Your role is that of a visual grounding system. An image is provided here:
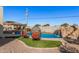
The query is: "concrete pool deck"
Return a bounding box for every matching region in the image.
[41,38,63,41]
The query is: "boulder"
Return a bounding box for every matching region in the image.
[31,26,41,40]
[59,25,79,53]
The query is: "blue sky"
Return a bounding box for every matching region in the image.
[4,6,79,26]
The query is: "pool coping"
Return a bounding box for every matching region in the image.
[41,38,63,41]
[29,36,62,41]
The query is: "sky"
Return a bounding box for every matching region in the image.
[4,6,79,26]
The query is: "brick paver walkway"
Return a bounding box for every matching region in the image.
[0,38,60,53]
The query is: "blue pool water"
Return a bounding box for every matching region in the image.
[28,32,61,38]
[15,32,61,38]
[41,33,61,38]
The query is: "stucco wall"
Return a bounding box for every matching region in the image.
[0,7,3,25]
[0,7,3,35]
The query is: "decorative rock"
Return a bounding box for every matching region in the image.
[59,24,79,53]
[31,26,41,40]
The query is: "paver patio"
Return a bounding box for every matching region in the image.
[0,38,60,53]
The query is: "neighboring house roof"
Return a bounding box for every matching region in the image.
[3,21,27,26]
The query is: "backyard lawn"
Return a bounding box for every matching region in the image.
[18,37,62,48]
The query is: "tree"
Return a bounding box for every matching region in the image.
[61,23,69,27]
[72,24,78,27]
[71,24,78,31]
[43,24,50,26]
[34,24,41,27]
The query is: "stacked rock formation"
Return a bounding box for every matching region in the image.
[60,26,74,38]
[59,25,79,53]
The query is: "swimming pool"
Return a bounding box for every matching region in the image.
[15,32,61,38]
[28,32,61,38]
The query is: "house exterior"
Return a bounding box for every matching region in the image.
[3,21,27,31]
[0,7,3,36]
[0,7,3,25]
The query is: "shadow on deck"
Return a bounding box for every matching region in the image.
[0,38,16,47]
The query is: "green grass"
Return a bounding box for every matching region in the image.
[18,37,62,48]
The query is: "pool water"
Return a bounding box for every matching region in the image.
[41,33,61,38]
[28,32,61,38]
[15,32,61,38]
